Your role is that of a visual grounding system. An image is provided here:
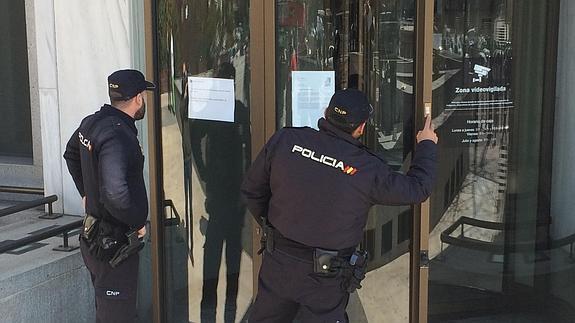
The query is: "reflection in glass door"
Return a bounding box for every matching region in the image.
[428,0,575,322]
[156,1,253,322]
[276,1,416,321]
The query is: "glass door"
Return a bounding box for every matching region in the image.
[155,1,253,322]
[427,0,575,322]
[275,1,418,321]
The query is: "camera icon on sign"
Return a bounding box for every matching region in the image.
[473,64,491,83]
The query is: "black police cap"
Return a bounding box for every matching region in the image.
[325,89,373,132]
[108,69,155,101]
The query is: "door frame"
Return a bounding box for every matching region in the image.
[144,0,435,322]
[411,1,435,322]
[412,1,563,321]
[144,1,274,321]
[249,0,277,295]
[144,1,165,322]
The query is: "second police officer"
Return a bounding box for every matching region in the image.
[242,89,438,322]
[63,69,154,322]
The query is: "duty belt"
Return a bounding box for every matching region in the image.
[81,213,144,267]
[259,218,369,292]
[271,228,355,263]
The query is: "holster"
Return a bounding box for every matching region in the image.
[341,250,369,293]
[81,214,99,242]
[109,230,145,268]
[311,248,369,293]
[257,217,275,255]
[82,215,127,262]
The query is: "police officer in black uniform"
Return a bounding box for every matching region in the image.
[63,69,154,323]
[241,89,438,322]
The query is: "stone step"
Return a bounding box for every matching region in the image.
[0,214,83,275]
[0,200,93,322]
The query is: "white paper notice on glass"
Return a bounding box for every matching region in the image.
[188,76,235,122]
[291,71,335,129]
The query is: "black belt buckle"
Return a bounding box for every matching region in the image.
[313,248,339,275]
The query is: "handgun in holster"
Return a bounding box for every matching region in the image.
[108,230,144,268]
[343,249,368,293]
[257,217,275,255]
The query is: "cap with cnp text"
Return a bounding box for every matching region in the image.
[108,69,155,101]
[325,88,373,132]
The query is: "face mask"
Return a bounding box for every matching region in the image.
[134,100,146,120]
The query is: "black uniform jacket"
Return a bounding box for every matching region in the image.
[241,118,437,250]
[63,105,148,231]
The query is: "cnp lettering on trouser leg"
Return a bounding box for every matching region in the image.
[81,239,139,323]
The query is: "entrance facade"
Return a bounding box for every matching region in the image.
[144,0,575,322]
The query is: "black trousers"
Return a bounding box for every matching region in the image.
[80,239,139,323]
[250,249,350,323]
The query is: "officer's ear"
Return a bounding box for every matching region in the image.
[133,92,146,108]
[358,122,366,136]
[352,122,366,139]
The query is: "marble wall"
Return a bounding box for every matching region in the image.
[33,0,139,215]
[33,0,62,210]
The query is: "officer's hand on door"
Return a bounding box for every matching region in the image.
[137,225,147,238]
[417,115,438,144]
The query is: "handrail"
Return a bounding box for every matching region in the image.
[0,195,59,219]
[0,186,44,195]
[163,199,194,265]
[440,216,575,255]
[0,219,83,254]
